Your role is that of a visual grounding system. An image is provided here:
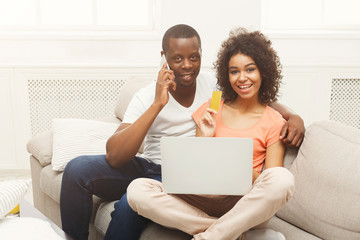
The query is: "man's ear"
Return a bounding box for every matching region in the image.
[161,51,164,57]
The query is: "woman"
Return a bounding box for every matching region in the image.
[127,28,295,240]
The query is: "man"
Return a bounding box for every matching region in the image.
[60,24,304,240]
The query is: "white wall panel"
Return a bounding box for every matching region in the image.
[270,36,360,67]
[278,68,332,127]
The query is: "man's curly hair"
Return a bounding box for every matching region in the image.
[214,27,282,105]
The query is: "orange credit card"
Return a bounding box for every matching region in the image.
[209,91,222,112]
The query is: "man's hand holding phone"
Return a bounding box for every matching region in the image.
[154,55,176,108]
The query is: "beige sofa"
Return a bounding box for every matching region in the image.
[27,78,360,240]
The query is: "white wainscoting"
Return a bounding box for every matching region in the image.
[279,67,360,128]
[1,66,159,169]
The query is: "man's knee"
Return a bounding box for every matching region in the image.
[64,155,88,175]
[63,155,105,181]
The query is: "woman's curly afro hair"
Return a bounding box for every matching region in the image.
[214,27,282,105]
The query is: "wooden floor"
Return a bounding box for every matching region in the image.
[0,169,33,205]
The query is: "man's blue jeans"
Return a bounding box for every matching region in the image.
[60,154,161,240]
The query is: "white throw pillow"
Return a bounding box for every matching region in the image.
[0,217,64,240]
[0,179,31,218]
[52,118,119,171]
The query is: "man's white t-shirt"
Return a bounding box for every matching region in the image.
[122,72,217,164]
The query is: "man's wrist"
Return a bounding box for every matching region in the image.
[150,102,164,113]
[289,114,302,121]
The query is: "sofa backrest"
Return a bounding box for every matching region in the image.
[114,76,154,121]
[283,147,298,170]
[276,120,360,240]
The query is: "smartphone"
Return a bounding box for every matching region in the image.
[160,55,170,70]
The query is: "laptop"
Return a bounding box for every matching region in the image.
[160,137,253,195]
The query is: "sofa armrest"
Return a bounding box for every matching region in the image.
[27,130,53,167]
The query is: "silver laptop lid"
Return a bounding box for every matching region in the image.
[161,137,253,195]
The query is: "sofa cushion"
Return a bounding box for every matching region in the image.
[40,165,63,203]
[27,130,53,166]
[114,76,153,121]
[283,147,298,170]
[95,201,191,240]
[94,201,114,235]
[26,118,120,168]
[52,118,119,171]
[139,223,191,240]
[39,165,105,211]
[276,120,360,240]
[266,216,322,240]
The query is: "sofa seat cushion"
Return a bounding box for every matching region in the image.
[267,216,321,240]
[94,201,114,235]
[94,201,190,239]
[40,165,63,203]
[140,223,191,240]
[276,120,360,240]
[39,166,105,210]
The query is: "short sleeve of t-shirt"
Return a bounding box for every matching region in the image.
[264,108,286,148]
